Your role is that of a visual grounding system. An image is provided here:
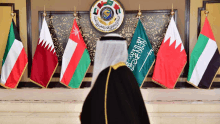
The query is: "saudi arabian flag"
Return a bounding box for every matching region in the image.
[187,17,220,89]
[126,19,155,87]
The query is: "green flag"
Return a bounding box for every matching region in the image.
[126,19,155,87]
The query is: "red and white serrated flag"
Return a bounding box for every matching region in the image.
[30,17,58,88]
[152,17,187,89]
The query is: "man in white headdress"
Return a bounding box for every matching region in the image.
[91,33,128,86]
[80,33,150,124]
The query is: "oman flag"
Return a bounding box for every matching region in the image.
[1,19,28,88]
[30,17,58,88]
[60,19,90,88]
[152,17,187,89]
[187,17,220,89]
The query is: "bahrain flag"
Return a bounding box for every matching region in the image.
[152,17,187,89]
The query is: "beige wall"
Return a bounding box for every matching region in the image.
[0,6,12,72]
[0,0,28,81]
[189,0,203,55]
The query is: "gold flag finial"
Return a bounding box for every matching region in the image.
[204,10,209,17]
[73,6,78,19]
[137,4,142,19]
[11,5,15,18]
[171,3,175,16]
[43,5,47,17]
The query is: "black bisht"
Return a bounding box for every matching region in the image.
[81,64,150,124]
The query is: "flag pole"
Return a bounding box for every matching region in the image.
[43,5,47,17]
[137,4,142,19]
[204,10,209,17]
[74,6,79,19]
[11,5,15,18]
[171,3,175,16]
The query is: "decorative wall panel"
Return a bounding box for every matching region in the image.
[39,10,177,63]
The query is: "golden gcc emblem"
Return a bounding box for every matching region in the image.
[90,0,124,33]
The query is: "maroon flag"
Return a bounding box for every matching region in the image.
[30,17,58,88]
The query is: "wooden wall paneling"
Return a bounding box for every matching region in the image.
[26,0,32,77]
[183,0,190,77]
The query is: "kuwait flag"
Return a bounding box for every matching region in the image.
[126,19,155,87]
[30,17,58,88]
[0,19,28,89]
[187,17,220,89]
[152,17,187,89]
[60,19,90,88]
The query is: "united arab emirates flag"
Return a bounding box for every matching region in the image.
[152,17,187,89]
[60,19,90,88]
[30,17,58,88]
[187,17,220,89]
[126,19,155,87]
[1,19,28,88]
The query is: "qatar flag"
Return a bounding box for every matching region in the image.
[30,17,58,88]
[152,17,187,89]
